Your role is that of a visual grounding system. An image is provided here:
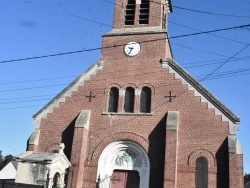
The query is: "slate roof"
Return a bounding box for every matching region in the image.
[11,161,18,170]
[15,152,60,163]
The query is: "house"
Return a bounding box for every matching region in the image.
[0,161,17,180]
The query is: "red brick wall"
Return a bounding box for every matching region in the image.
[164,130,177,188]
[28,0,244,187]
[229,154,244,188]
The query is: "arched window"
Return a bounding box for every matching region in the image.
[52,172,60,188]
[196,157,208,188]
[124,87,135,113]
[125,0,136,25]
[140,87,151,113]
[108,87,119,113]
[139,0,150,24]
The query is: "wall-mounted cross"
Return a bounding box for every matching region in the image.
[85,92,96,102]
[165,91,176,102]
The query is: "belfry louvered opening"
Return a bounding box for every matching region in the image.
[125,0,136,25]
[139,0,150,24]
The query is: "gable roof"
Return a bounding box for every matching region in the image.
[32,61,103,128]
[162,58,240,123]
[33,58,239,129]
[0,161,17,180]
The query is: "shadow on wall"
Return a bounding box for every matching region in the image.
[216,137,229,188]
[148,114,167,188]
[61,116,77,161]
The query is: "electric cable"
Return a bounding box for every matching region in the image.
[20,0,112,27]
[0,24,249,64]
[173,5,250,19]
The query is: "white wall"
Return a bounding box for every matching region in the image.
[0,162,16,179]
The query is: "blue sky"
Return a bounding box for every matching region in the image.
[0,0,249,173]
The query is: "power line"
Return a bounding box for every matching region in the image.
[0,98,51,105]
[0,104,43,111]
[0,83,69,93]
[169,21,247,45]
[1,53,250,89]
[0,47,101,64]
[173,5,250,19]
[1,62,250,105]
[1,24,249,64]
[171,42,229,58]
[200,44,250,82]
[0,76,77,85]
[175,43,250,99]
[0,94,57,101]
[181,55,250,66]
[20,0,112,27]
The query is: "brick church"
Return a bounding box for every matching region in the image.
[20,0,244,187]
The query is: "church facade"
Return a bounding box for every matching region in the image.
[26,0,244,187]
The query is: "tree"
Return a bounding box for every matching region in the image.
[0,150,3,170]
[245,173,250,185]
[0,151,13,171]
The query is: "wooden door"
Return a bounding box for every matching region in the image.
[110,170,140,188]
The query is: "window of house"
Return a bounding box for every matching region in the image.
[140,87,151,113]
[124,87,135,113]
[196,157,208,188]
[139,0,150,24]
[125,0,136,25]
[108,87,119,113]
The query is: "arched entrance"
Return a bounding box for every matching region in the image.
[97,141,150,188]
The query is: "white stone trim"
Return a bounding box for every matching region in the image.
[28,130,40,145]
[162,62,238,132]
[75,110,91,129]
[33,62,103,129]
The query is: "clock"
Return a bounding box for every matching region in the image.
[124,42,141,57]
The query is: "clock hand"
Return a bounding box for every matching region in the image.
[128,46,134,54]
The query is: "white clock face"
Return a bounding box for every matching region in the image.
[124,42,141,57]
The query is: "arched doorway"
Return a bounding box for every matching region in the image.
[97,141,150,188]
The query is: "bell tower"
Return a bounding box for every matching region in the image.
[112,0,173,30]
[101,0,173,61]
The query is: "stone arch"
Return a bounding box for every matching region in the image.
[188,149,216,167]
[96,141,150,188]
[104,83,122,95]
[52,172,61,188]
[138,83,155,95]
[121,83,138,90]
[90,132,150,163]
[50,168,65,188]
